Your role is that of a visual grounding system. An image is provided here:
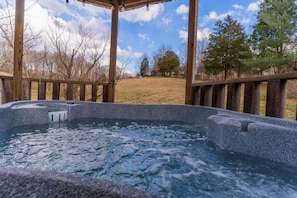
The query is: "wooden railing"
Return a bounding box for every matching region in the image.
[0,76,108,104]
[192,73,297,119]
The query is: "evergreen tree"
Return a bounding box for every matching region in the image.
[203,15,249,79]
[248,0,297,74]
[140,55,150,77]
[157,50,180,77]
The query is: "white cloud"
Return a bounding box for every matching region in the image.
[198,28,211,41]
[179,28,210,43]
[179,30,188,43]
[133,52,143,58]
[182,15,188,21]
[205,11,234,21]
[138,33,149,41]
[119,4,164,22]
[162,17,171,25]
[232,4,244,10]
[241,17,251,24]
[247,1,262,12]
[176,4,188,15]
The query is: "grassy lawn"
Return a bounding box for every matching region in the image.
[116,77,186,104]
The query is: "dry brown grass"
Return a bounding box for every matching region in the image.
[115,77,297,120]
[115,77,186,104]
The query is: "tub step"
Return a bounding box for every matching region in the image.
[48,111,68,122]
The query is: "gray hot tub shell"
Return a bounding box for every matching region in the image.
[0,100,297,197]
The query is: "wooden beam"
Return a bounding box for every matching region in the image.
[107,2,119,103]
[185,0,198,104]
[13,0,25,101]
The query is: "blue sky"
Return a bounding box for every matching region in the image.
[8,0,263,74]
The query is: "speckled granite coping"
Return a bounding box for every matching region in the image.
[0,100,297,197]
[0,168,158,198]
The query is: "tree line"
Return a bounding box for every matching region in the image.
[0,0,132,82]
[139,0,297,80]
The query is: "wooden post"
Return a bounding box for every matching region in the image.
[3,79,13,103]
[107,2,119,103]
[22,80,31,100]
[296,102,297,121]
[212,84,225,108]
[91,84,97,102]
[266,80,287,118]
[244,81,260,115]
[185,0,198,104]
[80,84,85,101]
[0,79,3,104]
[38,81,46,100]
[13,0,25,101]
[103,84,109,102]
[53,82,60,100]
[200,85,212,106]
[227,83,241,111]
[192,86,201,105]
[66,83,73,100]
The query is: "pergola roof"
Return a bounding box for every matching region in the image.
[78,0,171,10]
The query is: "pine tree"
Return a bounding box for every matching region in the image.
[203,15,249,79]
[140,55,150,77]
[248,0,297,74]
[157,50,180,77]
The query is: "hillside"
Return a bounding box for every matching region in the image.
[115,77,186,104]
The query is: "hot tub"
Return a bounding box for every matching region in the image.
[0,101,297,197]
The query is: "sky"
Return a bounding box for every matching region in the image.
[3,0,263,75]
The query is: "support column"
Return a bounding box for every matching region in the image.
[185,0,198,104]
[107,3,119,103]
[13,0,25,101]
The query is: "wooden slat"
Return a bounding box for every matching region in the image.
[200,85,212,106]
[244,82,260,115]
[212,84,225,108]
[22,80,31,100]
[0,79,3,104]
[52,82,60,100]
[266,80,287,118]
[38,81,46,100]
[80,84,86,101]
[192,86,201,105]
[227,83,241,111]
[66,83,73,100]
[91,84,97,102]
[3,79,13,103]
[103,84,108,102]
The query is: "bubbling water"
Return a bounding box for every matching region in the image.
[0,119,297,198]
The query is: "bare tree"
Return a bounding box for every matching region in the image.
[196,39,208,75]
[117,53,132,79]
[0,0,42,74]
[47,21,108,81]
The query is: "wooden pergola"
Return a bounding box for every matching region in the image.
[13,0,198,104]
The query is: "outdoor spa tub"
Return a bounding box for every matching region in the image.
[0,100,297,197]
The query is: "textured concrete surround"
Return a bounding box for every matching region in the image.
[0,100,297,197]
